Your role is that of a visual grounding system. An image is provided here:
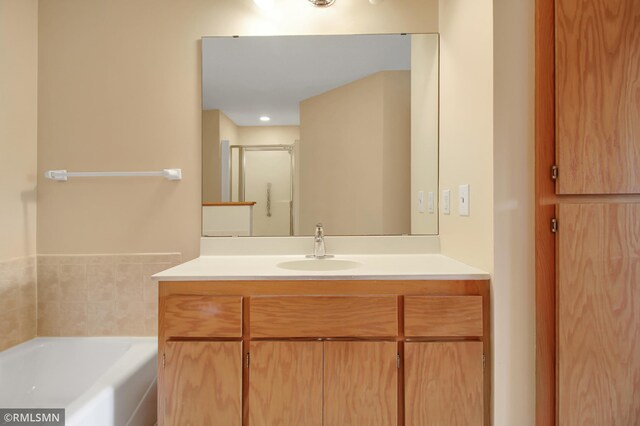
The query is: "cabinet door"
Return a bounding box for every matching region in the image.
[558,203,640,425]
[324,341,398,426]
[248,341,323,426]
[164,341,242,426]
[405,342,483,426]
[556,0,640,194]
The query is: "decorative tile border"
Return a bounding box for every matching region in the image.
[37,253,181,337]
[0,257,37,351]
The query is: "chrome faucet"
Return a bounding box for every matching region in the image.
[308,223,332,259]
[314,223,326,258]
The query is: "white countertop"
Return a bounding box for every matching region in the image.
[152,254,490,281]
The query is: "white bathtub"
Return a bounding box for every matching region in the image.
[0,337,157,426]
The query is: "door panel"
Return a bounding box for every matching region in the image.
[164,341,242,426]
[248,341,322,426]
[556,0,640,194]
[324,341,398,426]
[405,342,483,426]
[558,203,640,425]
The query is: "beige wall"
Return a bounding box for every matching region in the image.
[37,0,438,261]
[202,109,221,203]
[299,72,382,235]
[438,0,494,271]
[492,0,536,424]
[382,72,412,235]
[0,0,38,261]
[299,71,410,235]
[0,0,38,350]
[219,110,239,145]
[411,34,439,234]
[202,109,239,203]
[238,126,299,146]
[220,112,241,202]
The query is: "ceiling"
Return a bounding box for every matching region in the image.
[202,34,411,126]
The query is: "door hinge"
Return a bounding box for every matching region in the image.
[551,165,558,181]
[245,352,250,368]
[162,353,165,368]
[551,218,558,233]
[397,354,401,369]
[482,353,486,370]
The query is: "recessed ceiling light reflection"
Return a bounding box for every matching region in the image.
[259,116,271,122]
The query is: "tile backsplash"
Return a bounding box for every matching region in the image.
[0,257,37,351]
[37,253,181,337]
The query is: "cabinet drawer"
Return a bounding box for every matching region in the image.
[250,296,398,338]
[164,295,242,338]
[404,296,482,337]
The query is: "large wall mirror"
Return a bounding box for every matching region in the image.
[202,34,439,237]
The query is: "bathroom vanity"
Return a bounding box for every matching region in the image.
[178,29,491,425]
[154,253,490,426]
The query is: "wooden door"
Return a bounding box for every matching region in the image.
[164,341,242,426]
[248,341,323,426]
[556,0,640,194]
[558,203,640,425]
[405,342,483,426]
[323,341,398,426]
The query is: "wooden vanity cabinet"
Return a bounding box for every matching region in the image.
[157,280,490,426]
[405,342,484,425]
[163,341,243,425]
[324,341,398,425]
[249,341,323,426]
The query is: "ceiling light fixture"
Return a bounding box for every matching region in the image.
[259,116,271,122]
[308,0,335,7]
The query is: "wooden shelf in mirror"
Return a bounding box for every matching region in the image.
[202,202,256,206]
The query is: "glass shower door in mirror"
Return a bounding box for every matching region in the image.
[234,146,294,236]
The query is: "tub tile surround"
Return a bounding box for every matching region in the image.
[0,257,37,351]
[37,254,181,337]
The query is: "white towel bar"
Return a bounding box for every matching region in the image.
[44,169,182,182]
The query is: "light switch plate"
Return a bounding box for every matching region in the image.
[442,189,450,215]
[427,191,435,213]
[459,184,470,216]
[417,190,425,213]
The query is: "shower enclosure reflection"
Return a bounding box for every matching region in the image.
[229,145,295,236]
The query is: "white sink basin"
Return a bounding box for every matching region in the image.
[277,259,362,272]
